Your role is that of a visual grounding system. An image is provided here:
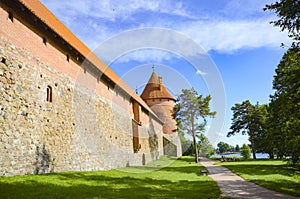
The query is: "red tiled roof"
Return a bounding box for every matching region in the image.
[141,72,175,101]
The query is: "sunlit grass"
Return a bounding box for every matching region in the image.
[218,160,300,197]
[0,156,220,199]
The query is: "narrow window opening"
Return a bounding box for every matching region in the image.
[8,12,13,22]
[1,58,6,64]
[46,85,52,103]
[66,54,70,62]
[43,38,47,46]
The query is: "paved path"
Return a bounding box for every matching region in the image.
[200,158,299,199]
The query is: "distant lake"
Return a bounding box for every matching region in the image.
[211,152,269,159]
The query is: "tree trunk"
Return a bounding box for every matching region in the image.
[193,132,198,163]
[268,152,274,159]
[252,148,256,159]
[191,119,199,163]
[249,129,256,159]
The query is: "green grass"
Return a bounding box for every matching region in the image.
[0,157,220,199]
[218,159,300,197]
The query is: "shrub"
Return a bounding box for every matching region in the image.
[241,144,251,160]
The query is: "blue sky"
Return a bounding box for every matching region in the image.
[40,0,291,147]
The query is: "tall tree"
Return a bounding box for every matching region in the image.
[264,0,300,42]
[173,88,216,163]
[197,134,215,157]
[251,104,272,156]
[217,141,231,153]
[227,101,267,159]
[267,45,300,164]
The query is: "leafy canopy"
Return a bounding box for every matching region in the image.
[264,0,300,41]
[173,88,215,162]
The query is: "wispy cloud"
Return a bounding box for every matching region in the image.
[179,19,291,53]
[114,50,174,64]
[41,0,292,63]
[41,0,189,22]
[196,69,207,76]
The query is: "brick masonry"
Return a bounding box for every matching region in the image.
[0,6,164,176]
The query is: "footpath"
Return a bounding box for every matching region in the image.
[200,158,299,199]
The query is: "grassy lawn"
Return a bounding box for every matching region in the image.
[218,160,300,197]
[0,157,220,199]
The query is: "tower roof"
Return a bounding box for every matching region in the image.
[141,72,175,101]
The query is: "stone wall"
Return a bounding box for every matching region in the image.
[0,6,163,176]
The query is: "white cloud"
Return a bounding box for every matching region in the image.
[41,0,189,22]
[93,28,207,65]
[114,50,173,63]
[41,0,292,61]
[178,19,292,53]
[196,69,207,76]
[221,0,275,19]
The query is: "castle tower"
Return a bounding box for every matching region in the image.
[141,72,177,134]
[141,71,182,157]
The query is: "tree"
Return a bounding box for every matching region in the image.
[235,145,240,152]
[267,45,300,164]
[264,0,300,42]
[173,88,216,163]
[217,141,231,153]
[178,130,194,156]
[250,104,272,157]
[264,1,300,166]
[198,134,215,157]
[227,101,267,159]
[241,144,251,160]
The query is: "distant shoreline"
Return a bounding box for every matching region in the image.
[212,152,269,159]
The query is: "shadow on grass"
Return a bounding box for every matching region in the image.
[221,164,300,197]
[159,165,204,175]
[0,174,218,199]
[0,158,219,199]
[177,156,195,163]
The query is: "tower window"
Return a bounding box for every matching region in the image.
[8,12,13,22]
[43,37,47,46]
[46,85,52,102]
[66,54,70,62]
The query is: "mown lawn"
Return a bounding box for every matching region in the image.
[0,157,220,199]
[218,160,300,197]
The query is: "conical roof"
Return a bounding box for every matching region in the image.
[141,72,175,101]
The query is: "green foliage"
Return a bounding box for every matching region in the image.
[267,45,300,164]
[227,100,267,159]
[198,134,216,157]
[240,144,251,160]
[219,160,300,197]
[0,157,220,199]
[173,88,216,163]
[217,141,231,153]
[264,0,300,41]
[235,145,240,152]
[178,131,193,156]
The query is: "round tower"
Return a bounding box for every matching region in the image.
[141,72,177,134]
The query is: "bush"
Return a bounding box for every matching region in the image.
[241,144,251,160]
